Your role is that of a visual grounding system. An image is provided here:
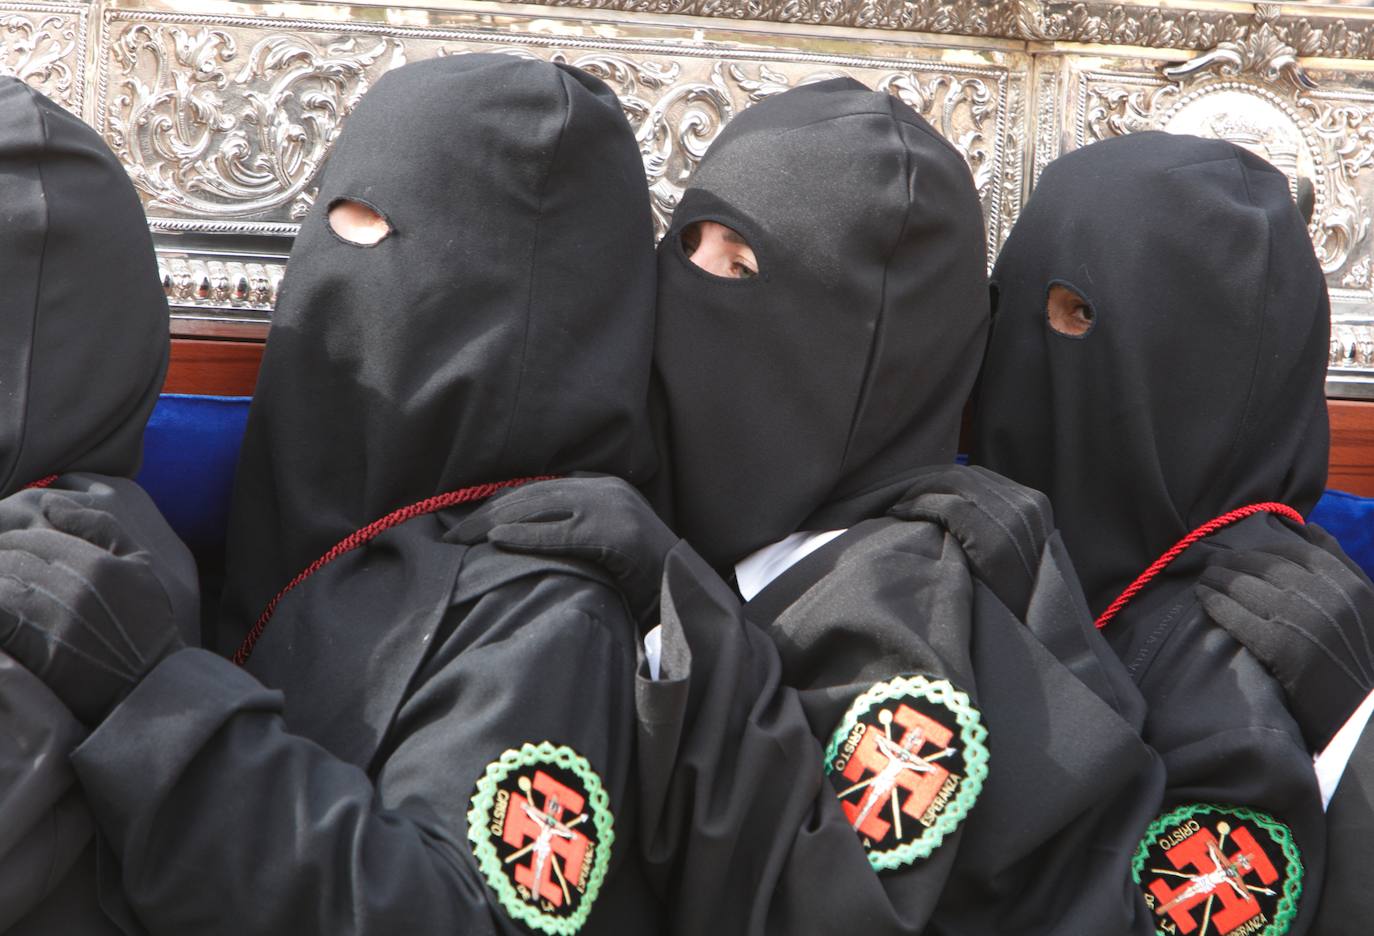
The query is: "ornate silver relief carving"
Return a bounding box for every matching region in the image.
[459,49,1015,253]
[1332,320,1374,369]
[1072,22,1374,286]
[1032,68,1059,187]
[525,0,1374,63]
[95,10,1020,256]
[99,14,403,232]
[543,0,1018,36]
[157,251,283,319]
[0,2,86,111]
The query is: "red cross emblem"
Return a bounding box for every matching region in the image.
[1148,822,1282,935]
[500,770,592,909]
[835,703,958,844]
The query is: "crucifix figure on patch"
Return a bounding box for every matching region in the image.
[502,770,593,912]
[837,704,959,845]
[1147,820,1282,936]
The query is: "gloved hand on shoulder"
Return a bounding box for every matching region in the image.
[1198,531,1374,752]
[455,475,680,628]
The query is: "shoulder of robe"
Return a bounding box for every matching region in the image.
[886,464,1054,620]
[446,535,625,615]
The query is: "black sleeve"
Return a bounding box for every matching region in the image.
[1133,604,1325,936]
[644,526,1164,936]
[0,653,94,931]
[638,541,965,936]
[69,578,637,936]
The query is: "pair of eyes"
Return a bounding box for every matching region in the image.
[327,202,764,286]
[329,200,1094,338]
[684,220,1096,341]
[328,202,765,283]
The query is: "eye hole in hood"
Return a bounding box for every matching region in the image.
[1046,282,1096,338]
[328,198,392,246]
[680,220,759,280]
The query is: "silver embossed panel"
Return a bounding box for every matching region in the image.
[1043,4,1374,393]
[0,0,88,113]
[93,5,1027,252]
[5,0,1374,390]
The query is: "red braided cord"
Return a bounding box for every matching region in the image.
[1094,502,1305,631]
[24,475,58,490]
[233,475,558,666]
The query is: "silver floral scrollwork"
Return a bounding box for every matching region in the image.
[106,21,403,225]
[0,4,83,107]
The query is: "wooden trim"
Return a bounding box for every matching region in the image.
[1329,399,1374,498]
[163,338,263,396]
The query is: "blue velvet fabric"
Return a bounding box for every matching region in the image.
[136,394,250,555]
[1312,488,1374,582]
[137,393,1374,579]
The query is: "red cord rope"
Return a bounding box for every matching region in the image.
[24,475,58,490]
[233,475,557,665]
[1094,502,1305,631]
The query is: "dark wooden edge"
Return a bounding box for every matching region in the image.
[164,338,264,397]
[162,339,1374,497]
[1329,399,1374,498]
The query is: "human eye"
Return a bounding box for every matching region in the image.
[1046,283,1094,337]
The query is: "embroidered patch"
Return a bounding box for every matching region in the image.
[467,741,614,935]
[1132,803,1303,936]
[822,674,988,872]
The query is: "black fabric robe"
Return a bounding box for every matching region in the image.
[67,55,662,936]
[0,77,191,935]
[645,80,1162,934]
[975,132,1336,934]
[635,467,1164,935]
[72,523,657,935]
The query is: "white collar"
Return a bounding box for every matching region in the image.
[1314,686,1374,810]
[734,529,848,602]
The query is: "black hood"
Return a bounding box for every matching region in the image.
[973,131,1330,615]
[653,78,989,568]
[0,78,168,494]
[219,55,657,639]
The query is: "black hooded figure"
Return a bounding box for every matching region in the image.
[974,131,1352,935]
[0,77,198,934]
[627,78,1165,935]
[8,55,666,935]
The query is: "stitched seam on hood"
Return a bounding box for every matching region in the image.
[834,96,911,481]
[1202,151,1272,522]
[3,84,52,496]
[498,69,574,470]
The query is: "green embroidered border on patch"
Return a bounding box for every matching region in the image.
[823,674,989,872]
[467,741,614,936]
[1131,802,1303,936]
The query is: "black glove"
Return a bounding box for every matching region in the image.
[887,464,1053,620]
[0,489,182,725]
[1197,534,1374,752]
[454,476,680,628]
